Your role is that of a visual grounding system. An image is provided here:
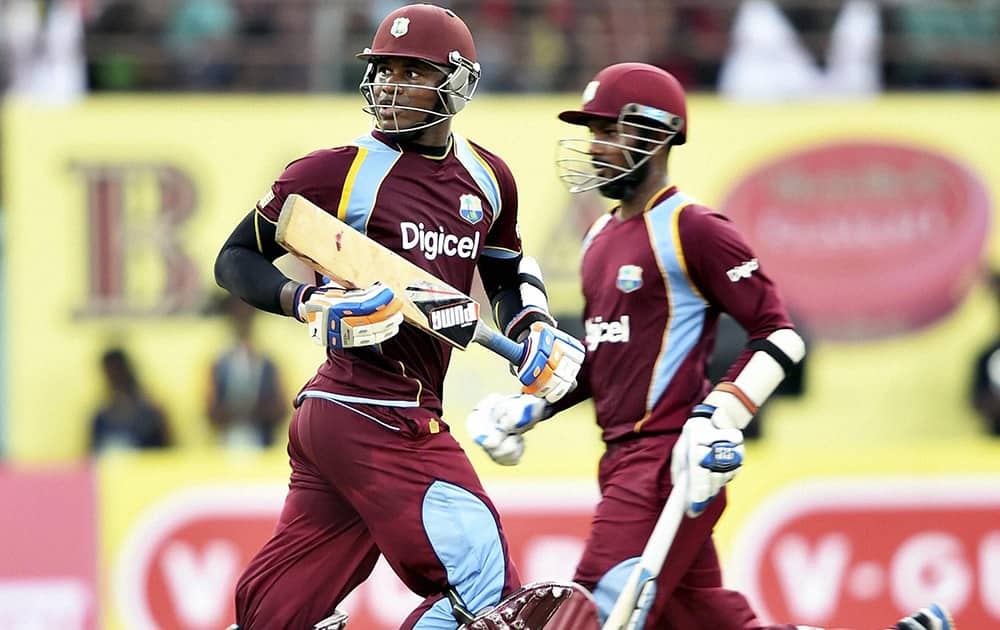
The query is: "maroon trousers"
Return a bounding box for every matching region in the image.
[573,434,797,630]
[234,395,520,629]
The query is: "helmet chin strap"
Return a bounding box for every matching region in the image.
[378,100,449,141]
[381,117,442,141]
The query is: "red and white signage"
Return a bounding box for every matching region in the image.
[721,142,991,341]
[113,481,598,630]
[728,478,1000,629]
[0,466,98,630]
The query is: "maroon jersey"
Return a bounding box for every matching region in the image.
[578,187,791,442]
[258,130,521,412]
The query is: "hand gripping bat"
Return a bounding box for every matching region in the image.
[275,193,527,365]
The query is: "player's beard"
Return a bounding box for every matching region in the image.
[598,160,649,201]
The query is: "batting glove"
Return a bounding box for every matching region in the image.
[516,323,585,403]
[670,405,745,517]
[297,281,404,349]
[466,393,551,466]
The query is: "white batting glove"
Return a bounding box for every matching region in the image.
[671,405,745,518]
[297,281,404,349]
[466,393,551,466]
[516,323,585,403]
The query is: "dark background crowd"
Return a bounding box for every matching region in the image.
[10,0,996,96]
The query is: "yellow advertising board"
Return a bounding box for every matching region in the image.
[3,94,1000,465]
[93,442,1000,629]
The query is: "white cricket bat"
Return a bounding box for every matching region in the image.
[275,193,527,365]
[601,472,687,630]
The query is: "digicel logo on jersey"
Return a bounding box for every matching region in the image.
[727,479,1000,629]
[584,315,630,351]
[401,221,480,261]
[720,142,990,341]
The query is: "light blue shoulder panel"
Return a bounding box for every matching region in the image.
[342,133,403,232]
[452,133,502,225]
[581,213,614,257]
[645,192,709,411]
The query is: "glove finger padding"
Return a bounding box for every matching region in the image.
[494,394,550,433]
[486,434,525,466]
[300,282,404,349]
[467,394,527,466]
[517,323,585,403]
[671,414,745,518]
[467,393,553,466]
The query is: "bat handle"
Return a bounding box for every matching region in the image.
[474,321,527,365]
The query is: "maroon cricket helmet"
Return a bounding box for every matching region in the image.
[559,62,687,144]
[358,3,477,67]
[357,4,481,125]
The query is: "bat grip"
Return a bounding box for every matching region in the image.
[474,321,527,365]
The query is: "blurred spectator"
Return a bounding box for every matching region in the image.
[460,0,518,90]
[84,0,157,91]
[206,294,286,449]
[163,0,238,89]
[75,0,1000,93]
[2,0,86,103]
[718,0,882,101]
[307,0,351,91]
[971,271,1000,436]
[884,0,1000,89]
[654,4,733,89]
[90,347,171,453]
[233,0,313,91]
[330,5,378,91]
[520,1,573,91]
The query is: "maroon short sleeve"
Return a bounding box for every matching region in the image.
[678,206,793,378]
[255,147,361,223]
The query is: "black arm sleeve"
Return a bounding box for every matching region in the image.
[478,255,519,303]
[478,255,556,341]
[214,211,296,315]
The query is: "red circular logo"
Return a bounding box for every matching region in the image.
[721,142,991,340]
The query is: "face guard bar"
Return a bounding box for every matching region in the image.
[360,50,481,134]
[556,103,682,194]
